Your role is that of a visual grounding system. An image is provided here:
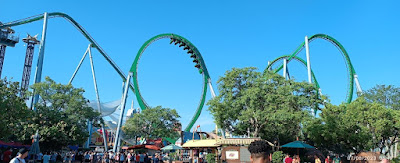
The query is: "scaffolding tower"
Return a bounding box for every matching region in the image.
[0,22,19,78]
[21,34,39,96]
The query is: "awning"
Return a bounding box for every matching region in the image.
[216,138,275,146]
[216,138,261,145]
[281,141,315,149]
[127,145,161,151]
[182,140,219,148]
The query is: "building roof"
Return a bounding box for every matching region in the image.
[182,139,219,148]
[127,144,161,150]
[216,138,261,145]
[216,138,275,146]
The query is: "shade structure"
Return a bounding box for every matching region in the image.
[161,144,183,151]
[29,130,40,155]
[128,145,161,151]
[281,141,315,149]
[182,140,219,148]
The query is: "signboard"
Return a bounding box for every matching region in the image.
[226,151,239,160]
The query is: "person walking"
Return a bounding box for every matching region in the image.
[135,153,140,163]
[247,140,272,163]
[315,155,321,163]
[292,155,300,163]
[3,148,13,163]
[50,152,57,163]
[120,153,125,163]
[10,148,29,163]
[43,152,51,163]
[325,156,331,163]
[333,155,340,163]
[284,155,292,163]
[37,152,43,163]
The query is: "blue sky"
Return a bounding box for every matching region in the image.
[1,1,399,132]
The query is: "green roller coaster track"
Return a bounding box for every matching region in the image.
[130,33,211,132]
[0,12,135,91]
[266,34,357,104]
[0,13,211,133]
[266,55,320,89]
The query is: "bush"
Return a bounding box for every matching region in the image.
[272,151,284,163]
[391,157,400,163]
[206,153,216,163]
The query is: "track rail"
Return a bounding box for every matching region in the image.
[0,12,135,91]
[265,55,320,89]
[130,33,211,132]
[268,34,356,103]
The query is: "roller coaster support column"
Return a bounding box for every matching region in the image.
[0,45,6,78]
[354,74,363,94]
[113,73,132,152]
[207,78,226,138]
[305,36,312,84]
[208,79,216,98]
[69,46,89,84]
[31,12,48,110]
[88,44,108,151]
[85,120,93,148]
[267,61,272,71]
[283,58,288,79]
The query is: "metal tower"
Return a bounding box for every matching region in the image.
[21,34,39,96]
[0,22,19,78]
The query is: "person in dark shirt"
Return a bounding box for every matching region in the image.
[248,140,271,163]
[3,148,13,163]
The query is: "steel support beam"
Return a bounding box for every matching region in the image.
[31,12,49,110]
[0,45,6,78]
[207,78,225,138]
[88,44,108,151]
[354,74,363,94]
[208,79,216,98]
[113,73,132,152]
[68,46,89,84]
[283,58,287,79]
[305,36,312,84]
[85,120,93,148]
[267,61,272,71]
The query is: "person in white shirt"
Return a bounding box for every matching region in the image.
[9,148,29,163]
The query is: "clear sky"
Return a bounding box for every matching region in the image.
[1,1,399,132]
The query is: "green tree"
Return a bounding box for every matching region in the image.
[123,106,180,140]
[0,78,31,141]
[272,151,284,163]
[206,153,216,163]
[364,84,400,110]
[17,77,101,150]
[207,67,323,145]
[304,98,400,154]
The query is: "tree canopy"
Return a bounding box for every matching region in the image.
[364,84,400,110]
[207,67,323,145]
[123,106,180,140]
[304,97,400,154]
[18,77,101,150]
[0,78,30,141]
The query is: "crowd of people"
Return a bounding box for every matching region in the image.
[283,154,341,163]
[1,147,172,163]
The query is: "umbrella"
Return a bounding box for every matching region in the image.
[282,141,315,149]
[29,130,40,155]
[161,144,183,151]
[281,141,315,155]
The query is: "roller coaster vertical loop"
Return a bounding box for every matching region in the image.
[265,34,359,103]
[129,33,211,132]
